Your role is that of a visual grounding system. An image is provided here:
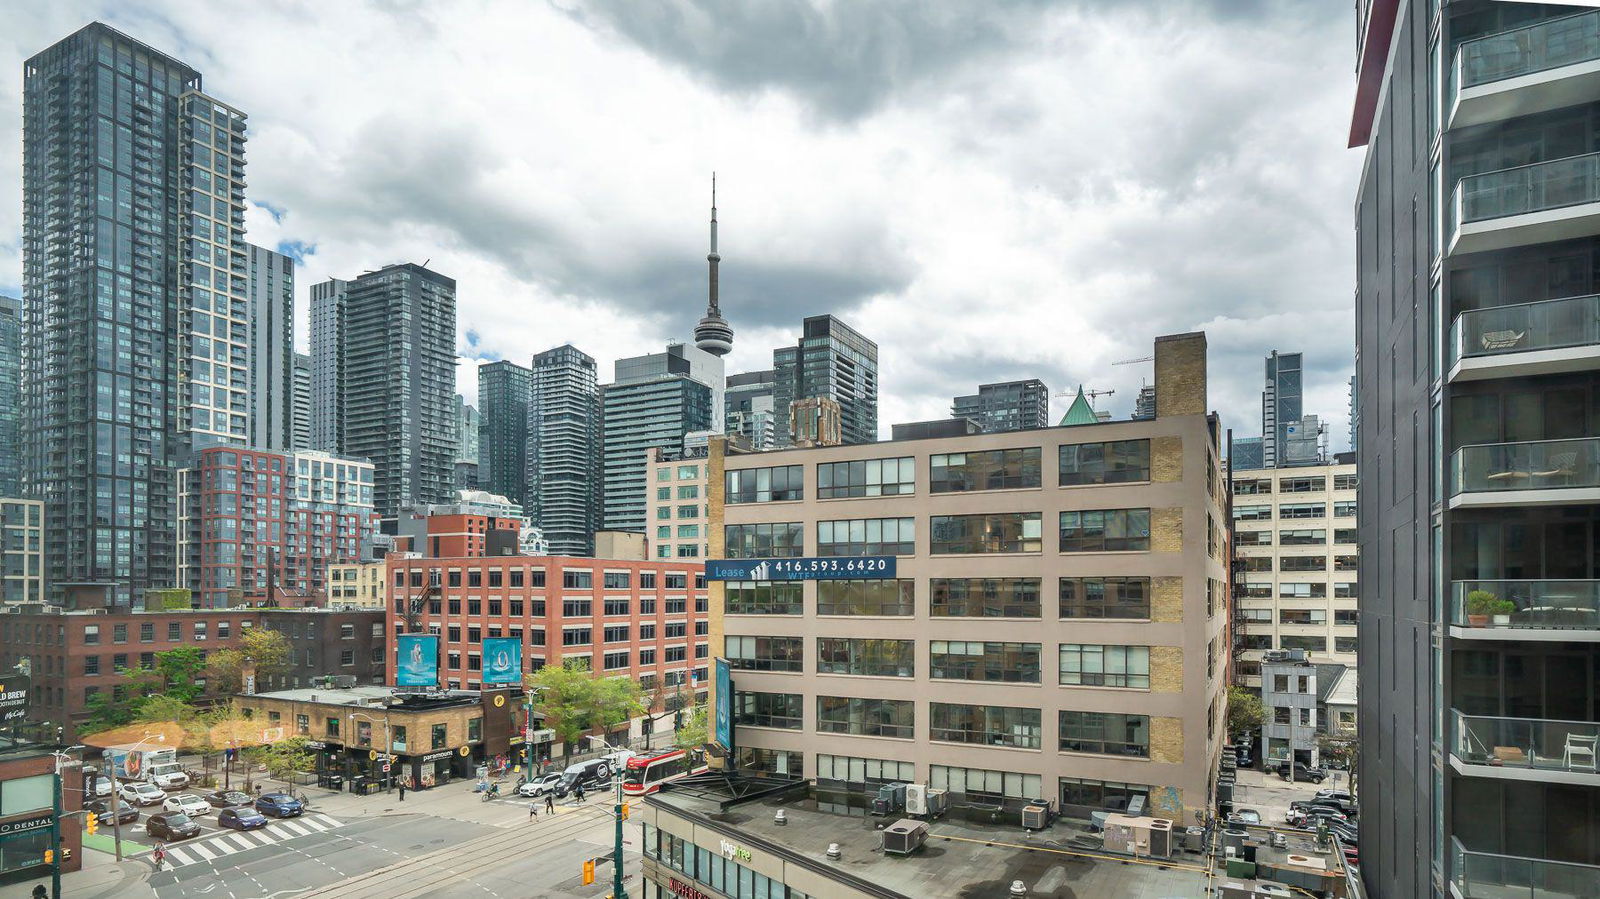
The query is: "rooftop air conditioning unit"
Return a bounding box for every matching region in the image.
[1264,650,1289,662]
[1021,805,1050,831]
[1287,649,1308,662]
[905,784,929,816]
[881,819,927,856]
[1255,884,1292,898]
[333,675,358,689]
[1147,818,1173,857]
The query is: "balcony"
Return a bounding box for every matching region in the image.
[1450,152,1600,256]
[1449,10,1600,132]
[1450,581,1600,641]
[1447,294,1600,382]
[1450,710,1600,787]
[1452,837,1600,899]
[1450,438,1600,508]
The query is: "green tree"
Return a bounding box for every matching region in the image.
[207,628,292,694]
[134,695,199,728]
[251,736,314,789]
[151,646,207,703]
[527,660,602,745]
[593,676,647,736]
[1227,686,1265,738]
[80,690,135,735]
[674,704,709,752]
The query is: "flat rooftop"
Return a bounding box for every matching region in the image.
[651,783,1212,899]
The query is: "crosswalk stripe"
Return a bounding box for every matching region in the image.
[245,830,277,846]
[165,847,196,867]
[224,834,255,851]
[188,843,217,861]
[276,819,311,836]
[300,817,329,833]
[313,814,343,828]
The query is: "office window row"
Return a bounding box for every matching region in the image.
[726,577,1151,620]
[727,509,1152,557]
[728,638,1151,688]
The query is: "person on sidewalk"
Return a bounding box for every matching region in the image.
[398,781,406,801]
[32,884,45,899]
[544,792,555,814]
[574,782,586,804]
[529,801,538,820]
[152,842,166,871]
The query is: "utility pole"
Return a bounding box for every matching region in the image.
[50,768,61,899]
[104,749,124,862]
[613,772,626,899]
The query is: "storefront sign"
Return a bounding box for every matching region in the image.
[0,813,53,837]
[719,839,752,862]
[305,741,327,750]
[421,750,454,762]
[667,878,711,899]
[0,674,30,724]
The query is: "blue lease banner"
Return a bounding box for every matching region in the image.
[713,657,733,751]
[395,634,440,688]
[705,556,896,581]
[481,636,522,685]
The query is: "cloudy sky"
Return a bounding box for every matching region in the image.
[0,0,1361,448]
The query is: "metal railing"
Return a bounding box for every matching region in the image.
[1450,437,1600,495]
[1452,836,1600,899]
[1452,9,1600,97]
[1451,580,1600,630]
[1450,710,1600,777]
[1448,294,1600,367]
[1452,151,1600,232]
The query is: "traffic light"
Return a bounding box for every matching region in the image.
[582,859,595,885]
[43,849,53,865]
[85,813,98,835]
[620,802,630,821]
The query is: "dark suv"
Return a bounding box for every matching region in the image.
[1273,762,1328,784]
[145,812,201,841]
[85,800,139,827]
[254,793,303,818]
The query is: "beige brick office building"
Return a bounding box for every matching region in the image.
[708,332,1228,825]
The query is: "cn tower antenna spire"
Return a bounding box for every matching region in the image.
[694,172,733,357]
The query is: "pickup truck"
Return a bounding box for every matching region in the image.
[105,746,190,791]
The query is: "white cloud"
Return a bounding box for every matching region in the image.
[0,1,1360,446]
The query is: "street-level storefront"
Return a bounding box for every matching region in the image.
[0,748,83,887]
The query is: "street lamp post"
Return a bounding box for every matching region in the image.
[104,733,165,862]
[522,686,546,778]
[585,734,627,899]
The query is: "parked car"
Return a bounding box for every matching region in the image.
[254,793,303,818]
[555,759,614,798]
[1289,799,1349,817]
[1314,789,1358,813]
[1273,762,1328,784]
[145,812,201,841]
[202,790,254,810]
[1228,808,1262,825]
[517,773,564,798]
[89,776,114,799]
[162,794,211,817]
[85,800,139,827]
[1341,844,1360,867]
[119,782,166,807]
[1287,806,1349,828]
[218,807,270,830]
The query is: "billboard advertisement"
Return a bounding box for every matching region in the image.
[713,657,733,751]
[705,556,896,581]
[481,636,522,685]
[0,673,29,725]
[395,634,440,688]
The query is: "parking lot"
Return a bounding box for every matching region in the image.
[1230,764,1355,827]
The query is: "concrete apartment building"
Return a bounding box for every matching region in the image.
[1230,455,1359,686]
[709,332,1228,825]
[952,379,1051,433]
[328,560,387,609]
[646,445,710,560]
[1353,4,1600,895]
[1,498,45,605]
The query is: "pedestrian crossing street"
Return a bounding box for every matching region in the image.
[161,813,344,868]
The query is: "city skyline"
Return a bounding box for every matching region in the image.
[0,3,1359,445]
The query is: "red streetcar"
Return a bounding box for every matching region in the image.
[621,749,707,796]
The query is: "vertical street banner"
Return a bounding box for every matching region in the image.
[481,636,522,685]
[395,634,441,688]
[713,657,733,752]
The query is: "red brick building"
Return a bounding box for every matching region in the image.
[0,606,385,741]
[385,556,710,705]
[0,746,84,881]
[390,509,524,558]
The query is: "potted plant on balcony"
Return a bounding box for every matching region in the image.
[1489,598,1516,627]
[1465,590,1499,627]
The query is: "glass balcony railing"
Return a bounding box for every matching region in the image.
[1453,152,1600,231]
[1451,580,1600,630]
[1448,294,1600,368]
[1452,10,1600,97]
[1453,836,1600,899]
[1451,710,1600,777]
[1450,438,1600,496]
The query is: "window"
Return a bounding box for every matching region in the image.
[1279,476,1325,493]
[140,622,154,643]
[468,570,483,588]
[489,570,503,588]
[665,646,686,662]
[603,625,630,643]
[931,448,1042,492]
[603,597,630,616]
[326,717,341,738]
[930,578,1041,617]
[1233,505,1272,521]
[604,651,630,670]
[1062,710,1152,751]
[1279,529,1326,546]
[665,574,687,590]
[1059,644,1150,688]
[639,573,656,589]
[1280,556,1326,572]
[1335,636,1358,653]
[817,697,914,738]
[1334,555,1358,571]
[83,625,100,645]
[1058,577,1150,619]
[340,623,355,640]
[725,636,803,672]
[1058,440,1151,485]
[930,703,1041,749]
[1059,777,1149,815]
[1238,607,1273,623]
[677,464,698,479]
[340,649,354,666]
[1241,634,1273,650]
[1280,635,1326,652]
[562,628,592,646]
[112,623,127,644]
[1280,583,1327,598]
[1059,509,1149,552]
[562,598,592,617]
[1240,557,1273,572]
[1280,503,1326,519]
[218,621,230,639]
[1235,530,1272,546]
[725,581,803,615]
[816,754,915,787]
[929,641,1041,682]
[815,579,913,616]
[733,691,802,729]
[1333,474,1359,490]
[817,457,914,498]
[816,518,914,556]
[432,723,447,749]
[817,638,914,677]
[1334,501,1358,517]
[723,522,804,558]
[510,570,525,588]
[1334,609,1358,625]
[1334,528,1358,544]
[562,570,593,589]
[934,766,1042,804]
[1335,582,1358,598]
[725,465,803,503]
[676,485,698,499]
[168,622,181,640]
[677,504,698,518]
[1233,478,1272,495]
[531,570,546,587]
[83,656,99,676]
[930,513,1042,554]
[1280,609,1327,625]
[638,648,656,665]
[665,596,687,613]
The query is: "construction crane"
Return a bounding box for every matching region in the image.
[1114,355,1154,365]
[1054,387,1115,407]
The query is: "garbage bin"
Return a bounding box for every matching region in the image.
[327,775,343,791]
